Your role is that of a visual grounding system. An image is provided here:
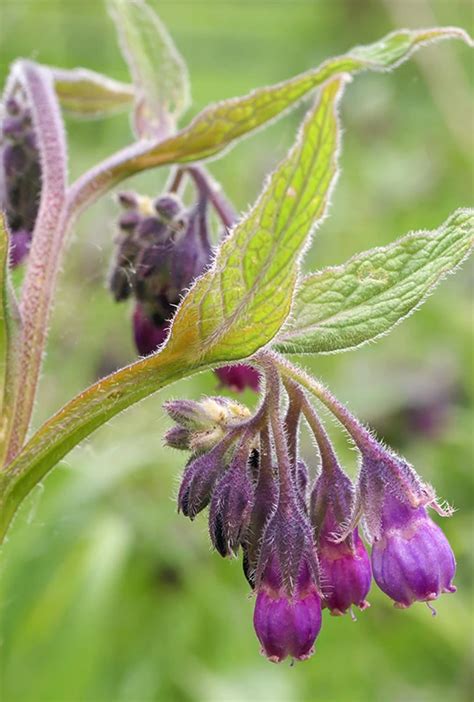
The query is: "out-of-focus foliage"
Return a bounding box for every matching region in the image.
[0,1,472,701]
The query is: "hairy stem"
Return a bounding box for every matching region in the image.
[283,381,302,472]
[271,352,375,451]
[5,61,68,462]
[186,165,236,230]
[260,360,294,505]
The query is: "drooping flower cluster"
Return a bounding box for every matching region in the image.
[0,83,42,266]
[163,360,456,663]
[109,171,260,392]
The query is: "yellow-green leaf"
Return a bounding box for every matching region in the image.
[70,25,471,213]
[52,67,134,118]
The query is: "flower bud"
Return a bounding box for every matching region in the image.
[317,524,371,616]
[256,493,321,607]
[253,556,322,663]
[1,85,42,266]
[9,228,31,267]
[110,186,259,393]
[163,425,191,451]
[309,425,371,616]
[371,494,456,608]
[243,441,278,588]
[133,304,168,356]
[209,452,254,557]
[215,364,260,393]
[154,193,183,222]
[177,447,227,519]
[164,395,250,455]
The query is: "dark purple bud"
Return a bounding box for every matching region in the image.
[154,193,183,221]
[1,86,42,260]
[109,231,141,301]
[169,198,211,293]
[177,446,227,519]
[209,453,254,557]
[118,210,141,232]
[133,304,169,356]
[5,97,21,115]
[3,143,28,177]
[135,216,169,242]
[215,364,260,393]
[244,439,278,588]
[10,229,31,267]
[371,494,456,609]
[253,556,322,663]
[3,115,27,141]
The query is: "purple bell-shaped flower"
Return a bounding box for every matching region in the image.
[358,443,456,608]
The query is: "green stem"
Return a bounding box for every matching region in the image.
[0,345,190,543]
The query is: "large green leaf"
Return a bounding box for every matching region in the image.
[107,0,190,137]
[166,77,345,364]
[276,209,474,354]
[52,67,134,118]
[0,77,344,541]
[69,26,471,213]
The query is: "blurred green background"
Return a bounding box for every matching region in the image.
[0,1,473,700]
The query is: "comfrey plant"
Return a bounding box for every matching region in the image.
[0,0,472,664]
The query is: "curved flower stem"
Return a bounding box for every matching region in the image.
[5,61,67,462]
[262,351,376,454]
[302,397,346,484]
[166,167,186,194]
[186,165,236,230]
[283,381,302,472]
[259,358,294,505]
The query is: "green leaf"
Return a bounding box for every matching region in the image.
[107,0,190,137]
[276,209,474,354]
[0,76,345,541]
[166,77,346,364]
[69,24,471,214]
[52,67,134,118]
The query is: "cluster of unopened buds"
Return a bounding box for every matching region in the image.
[0,84,41,267]
[108,170,260,393]
[164,355,456,663]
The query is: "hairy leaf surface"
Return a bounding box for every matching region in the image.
[276,209,474,354]
[108,0,190,137]
[165,77,345,363]
[69,26,471,213]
